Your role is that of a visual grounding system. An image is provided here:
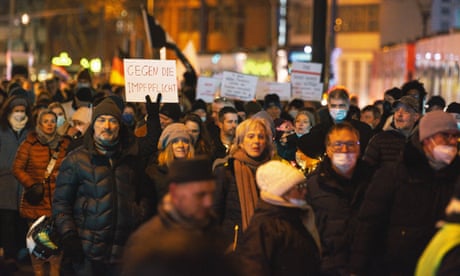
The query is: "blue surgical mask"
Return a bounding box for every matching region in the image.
[56,115,65,128]
[122,113,135,126]
[329,108,347,121]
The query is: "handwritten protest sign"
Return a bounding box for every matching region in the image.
[291,62,323,101]
[124,59,178,102]
[255,81,291,101]
[220,71,258,101]
[196,77,221,103]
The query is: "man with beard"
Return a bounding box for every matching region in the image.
[212,106,238,160]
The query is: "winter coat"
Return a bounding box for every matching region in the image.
[306,157,373,275]
[12,131,70,219]
[52,129,155,263]
[350,135,459,275]
[236,200,321,276]
[363,123,416,169]
[145,162,168,204]
[0,126,29,210]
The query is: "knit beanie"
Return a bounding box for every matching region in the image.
[92,97,122,124]
[419,110,459,141]
[158,123,193,150]
[256,160,305,197]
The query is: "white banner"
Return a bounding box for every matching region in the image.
[196,77,221,103]
[124,59,178,102]
[220,71,258,102]
[255,81,291,101]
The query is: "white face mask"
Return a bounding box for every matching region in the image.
[329,108,347,121]
[288,198,307,207]
[331,153,357,174]
[200,116,206,123]
[56,115,65,128]
[432,145,457,165]
[288,110,298,119]
[12,111,26,122]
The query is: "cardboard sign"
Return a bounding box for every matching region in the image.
[220,71,258,101]
[291,62,323,101]
[124,59,178,102]
[256,81,291,101]
[196,77,221,103]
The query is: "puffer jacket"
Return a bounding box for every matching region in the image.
[0,125,29,210]
[350,134,459,275]
[306,157,373,275]
[12,131,70,219]
[52,129,155,263]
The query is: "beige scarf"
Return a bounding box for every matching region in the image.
[232,149,270,230]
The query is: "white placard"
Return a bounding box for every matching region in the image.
[291,62,322,83]
[124,59,178,102]
[196,77,221,103]
[220,71,258,101]
[255,81,291,101]
[292,82,324,101]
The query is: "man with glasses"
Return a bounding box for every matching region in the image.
[351,110,460,275]
[306,123,374,275]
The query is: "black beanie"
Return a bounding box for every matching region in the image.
[167,156,214,184]
[160,103,182,122]
[92,97,122,124]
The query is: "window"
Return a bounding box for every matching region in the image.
[336,4,379,33]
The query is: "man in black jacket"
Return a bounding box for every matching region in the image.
[53,96,159,275]
[351,110,460,275]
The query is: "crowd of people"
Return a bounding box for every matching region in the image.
[0,65,460,276]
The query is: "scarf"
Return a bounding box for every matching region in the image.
[9,114,28,132]
[35,126,60,150]
[231,148,270,231]
[94,136,120,157]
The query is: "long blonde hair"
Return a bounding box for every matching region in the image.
[229,117,274,158]
[157,140,195,167]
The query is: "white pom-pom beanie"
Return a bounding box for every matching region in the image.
[256,160,306,197]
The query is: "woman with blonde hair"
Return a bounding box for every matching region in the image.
[213,117,274,248]
[146,123,194,203]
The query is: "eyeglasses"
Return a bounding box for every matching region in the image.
[434,132,459,143]
[328,141,360,152]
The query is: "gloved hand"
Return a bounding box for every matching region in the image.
[145,93,162,120]
[61,233,84,264]
[24,183,44,205]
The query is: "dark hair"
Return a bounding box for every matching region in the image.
[361,105,381,119]
[218,106,238,122]
[325,122,360,147]
[384,87,402,100]
[401,80,427,97]
[327,86,350,103]
[288,98,304,110]
[182,113,214,156]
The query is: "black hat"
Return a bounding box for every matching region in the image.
[168,156,214,184]
[264,93,281,110]
[160,103,182,122]
[92,97,122,124]
[426,95,446,110]
[191,99,207,112]
[297,132,325,159]
[446,102,460,114]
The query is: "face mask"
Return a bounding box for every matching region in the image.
[331,153,357,174]
[200,116,207,123]
[56,115,65,128]
[329,108,347,121]
[288,198,307,207]
[432,145,457,165]
[122,113,135,126]
[288,110,298,119]
[77,83,90,89]
[12,111,26,122]
[457,122,460,130]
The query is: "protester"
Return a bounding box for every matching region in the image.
[0,95,33,265]
[425,95,446,112]
[52,97,157,275]
[159,103,182,130]
[146,122,195,203]
[307,123,373,275]
[236,160,321,276]
[183,113,214,156]
[351,110,460,275]
[213,117,274,247]
[122,157,230,275]
[13,109,70,276]
[211,106,239,160]
[360,105,381,132]
[48,102,73,137]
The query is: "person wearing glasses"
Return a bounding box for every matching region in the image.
[350,110,460,276]
[236,160,321,275]
[306,123,374,275]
